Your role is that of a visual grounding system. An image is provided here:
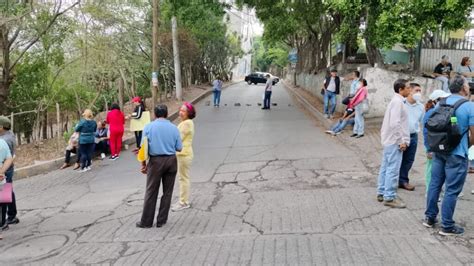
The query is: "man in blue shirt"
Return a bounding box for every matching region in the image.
[424,75,474,236]
[398,83,425,191]
[137,104,182,229]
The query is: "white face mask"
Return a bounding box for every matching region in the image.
[413,93,423,102]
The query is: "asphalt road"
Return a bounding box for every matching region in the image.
[0,81,472,265]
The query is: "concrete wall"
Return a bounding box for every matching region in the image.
[287,67,442,118]
[420,49,474,73]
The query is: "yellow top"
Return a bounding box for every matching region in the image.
[177,119,194,157]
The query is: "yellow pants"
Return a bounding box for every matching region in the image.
[177,155,193,205]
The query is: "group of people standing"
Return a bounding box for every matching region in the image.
[60,97,147,172]
[377,76,472,236]
[136,102,196,228]
[324,70,369,138]
[0,116,19,240]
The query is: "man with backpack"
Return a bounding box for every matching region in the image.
[376,79,411,208]
[424,75,474,236]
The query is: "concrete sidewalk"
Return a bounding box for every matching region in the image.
[0,81,472,265]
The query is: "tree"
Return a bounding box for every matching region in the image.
[0,0,79,113]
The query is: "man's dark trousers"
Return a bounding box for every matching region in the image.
[140,155,178,226]
[263,91,272,109]
[399,133,417,186]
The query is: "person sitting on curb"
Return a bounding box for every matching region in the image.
[325,108,355,136]
[60,132,81,170]
[95,121,109,160]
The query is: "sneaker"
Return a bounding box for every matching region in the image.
[383,198,406,208]
[324,114,329,119]
[422,217,438,228]
[458,192,464,198]
[109,155,115,160]
[334,131,342,135]
[325,130,334,134]
[355,134,364,138]
[100,153,106,160]
[171,202,191,212]
[377,194,384,202]
[1,224,9,231]
[78,168,88,173]
[439,226,464,236]
[350,133,358,137]
[86,166,91,171]
[115,155,119,160]
[6,217,19,225]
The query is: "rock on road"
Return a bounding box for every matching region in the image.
[0,81,472,265]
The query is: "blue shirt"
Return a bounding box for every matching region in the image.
[350,79,360,95]
[423,108,435,151]
[406,101,425,134]
[444,95,474,158]
[0,138,12,169]
[456,65,473,82]
[143,119,182,156]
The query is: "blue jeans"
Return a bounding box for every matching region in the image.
[353,104,365,135]
[263,91,272,109]
[399,133,418,185]
[331,118,354,133]
[377,144,403,200]
[324,90,337,115]
[425,153,467,230]
[213,90,221,106]
[435,76,449,92]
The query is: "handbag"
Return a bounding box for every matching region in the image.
[0,183,13,203]
[361,99,370,114]
[320,88,325,95]
[342,96,350,105]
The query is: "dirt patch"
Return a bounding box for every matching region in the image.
[14,85,210,168]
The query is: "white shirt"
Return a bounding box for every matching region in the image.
[380,93,410,146]
[326,78,336,92]
[265,79,272,92]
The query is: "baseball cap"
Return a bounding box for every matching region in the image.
[132,96,141,103]
[0,116,11,129]
[429,90,451,101]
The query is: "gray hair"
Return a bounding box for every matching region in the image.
[449,75,467,94]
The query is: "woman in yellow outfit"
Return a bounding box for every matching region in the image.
[171,102,196,212]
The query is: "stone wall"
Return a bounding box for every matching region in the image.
[286,67,443,118]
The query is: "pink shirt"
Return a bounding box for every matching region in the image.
[348,86,368,108]
[380,93,410,146]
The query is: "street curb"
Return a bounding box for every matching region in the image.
[13,81,239,180]
[283,80,383,129]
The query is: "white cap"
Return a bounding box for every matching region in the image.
[429,90,451,101]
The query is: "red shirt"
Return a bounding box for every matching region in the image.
[106,109,125,132]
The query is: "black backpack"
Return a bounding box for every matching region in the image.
[425,98,468,153]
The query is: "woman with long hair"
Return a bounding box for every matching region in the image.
[106,103,125,160]
[75,109,97,172]
[349,79,369,138]
[171,102,196,212]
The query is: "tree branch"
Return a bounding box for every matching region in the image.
[9,1,80,72]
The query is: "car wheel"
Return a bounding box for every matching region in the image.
[247,80,252,85]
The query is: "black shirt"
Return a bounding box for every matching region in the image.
[434,63,453,75]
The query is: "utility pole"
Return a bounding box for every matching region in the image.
[151,0,160,107]
[172,16,182,101]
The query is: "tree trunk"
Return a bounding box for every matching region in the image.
[365,37,384,67]
[0,25,12,114]
[118,78,124,110]
[151,0,160,108]
[172,16,183,101]
[42,111,48,140]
